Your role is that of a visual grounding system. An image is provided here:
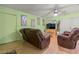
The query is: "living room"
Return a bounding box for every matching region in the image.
[0,4,79,54]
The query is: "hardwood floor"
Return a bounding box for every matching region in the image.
[0,38,68,54]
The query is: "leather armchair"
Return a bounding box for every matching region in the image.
[20,28,50,49]
[57,28,79,49]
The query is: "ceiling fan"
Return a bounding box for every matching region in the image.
[43,4,73,17]
[53,5,59,16]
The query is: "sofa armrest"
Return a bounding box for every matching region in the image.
[43,32,50,37]
[64,31,71,33]
[72,33,79,41]
[62,31,70,36]
[58,35,69,40]
[43,32,50,39]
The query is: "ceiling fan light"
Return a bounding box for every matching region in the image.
[54,9,58,13]
[54,13,58,16]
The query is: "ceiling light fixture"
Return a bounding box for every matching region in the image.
[54,9,58,16]
[54,13,58,16]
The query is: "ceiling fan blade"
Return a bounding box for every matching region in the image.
[42,9,54,17]
[42,5,76,17]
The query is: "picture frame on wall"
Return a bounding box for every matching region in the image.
[37,17,41,25]
[21,15,27,28]
[31,19,36,27]
[42,19,45,26]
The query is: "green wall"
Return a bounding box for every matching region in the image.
[54,12,79,21]
[45,12,79,21]
[0,6,44,44]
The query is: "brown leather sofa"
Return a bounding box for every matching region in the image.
[20,28,50,49]
[57,28,79,49]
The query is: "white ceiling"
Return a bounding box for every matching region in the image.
[1,4,79,17]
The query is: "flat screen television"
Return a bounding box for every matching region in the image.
[46,23,56,29]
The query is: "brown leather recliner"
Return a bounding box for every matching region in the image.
[57,28,79,49]
[20,28,50,49]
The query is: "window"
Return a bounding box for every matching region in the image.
[21,15,27,28]
[31,19,36,27]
